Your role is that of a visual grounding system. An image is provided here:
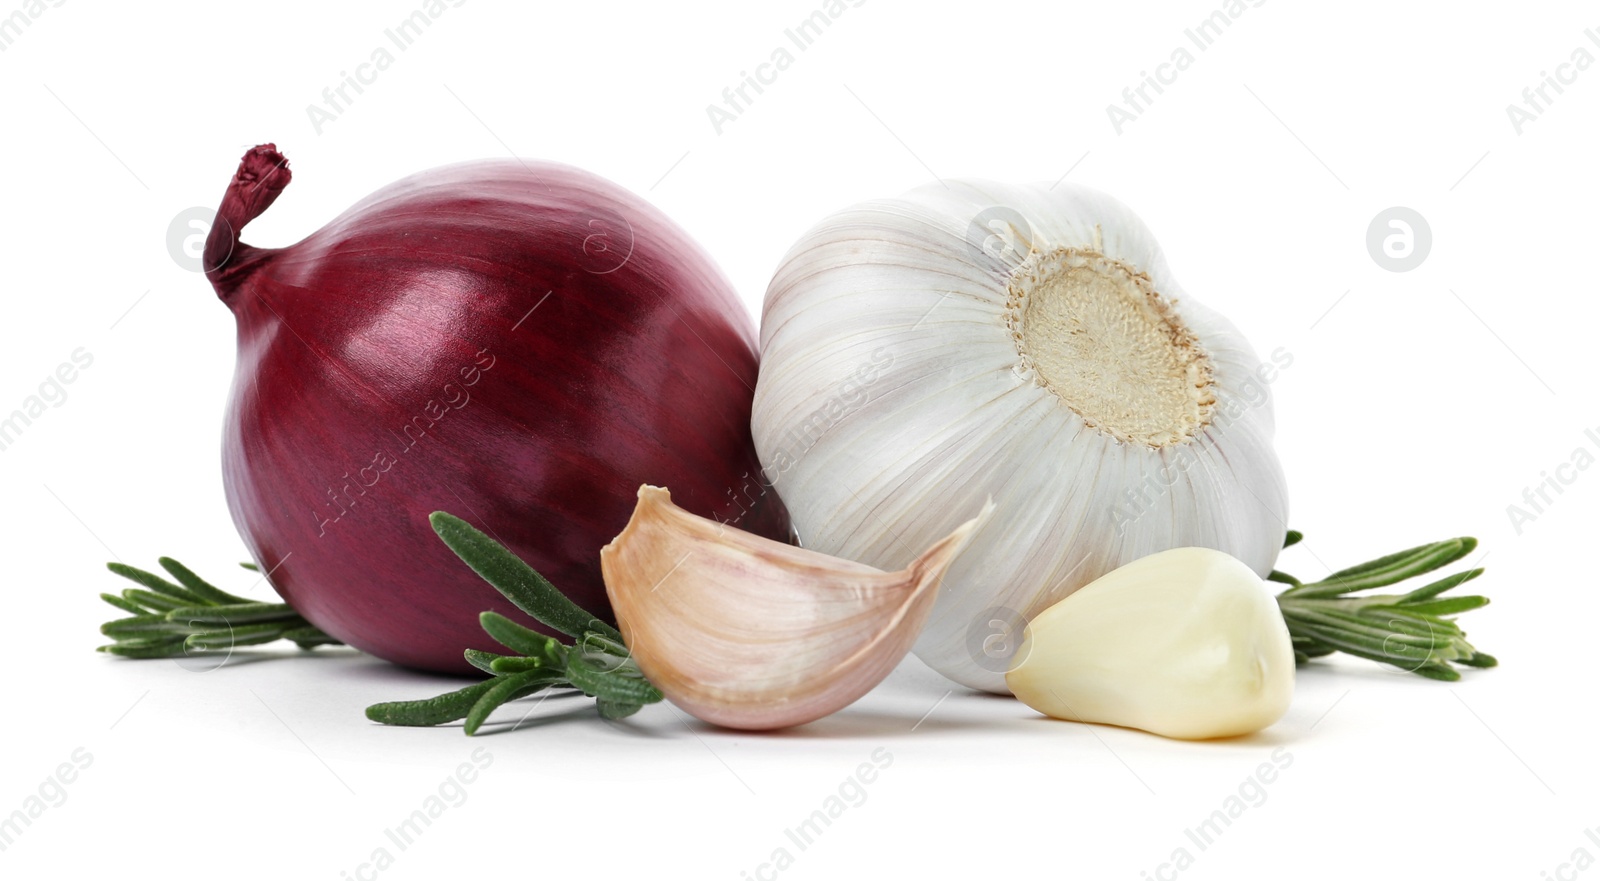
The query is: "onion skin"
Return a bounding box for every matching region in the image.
[205,145,789,674]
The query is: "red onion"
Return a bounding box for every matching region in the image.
[203,144,789,674]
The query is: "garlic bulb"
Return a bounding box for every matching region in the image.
[600,486,990,730]
[1005,547,1295,740]
[752,181,1290,693]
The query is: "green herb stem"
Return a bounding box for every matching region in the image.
[98,560,340,659]
[1274,532,1495,680]
[363,511,661,734]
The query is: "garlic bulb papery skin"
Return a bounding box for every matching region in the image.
[600,486,990,731]
[752,181,1289,694]
[1005,547,1294,740]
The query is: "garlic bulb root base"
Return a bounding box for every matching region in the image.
[1006,246,1216,448]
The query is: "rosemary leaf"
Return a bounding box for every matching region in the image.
[367,679,503,727]
[480,612,560,658]
[106,563,206,605]
[164,602,300,626]
[159,557,255,605]
[464,671,559,736]
[1399,569,1484,604]
[1295,538,1476,597]
[100,592,150,616]
[431,512,622,642]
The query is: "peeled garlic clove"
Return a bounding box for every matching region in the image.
[601,485,990,730]
[1005,547,1293,740]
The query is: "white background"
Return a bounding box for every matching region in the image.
[2,1,1594,878]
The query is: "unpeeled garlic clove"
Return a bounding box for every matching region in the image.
[601,485,990,730]
[1005,547,1294,740]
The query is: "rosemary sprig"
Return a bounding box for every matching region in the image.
[364,513,661,734]
[99,558,340,658]
[1274,532,1495,681]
